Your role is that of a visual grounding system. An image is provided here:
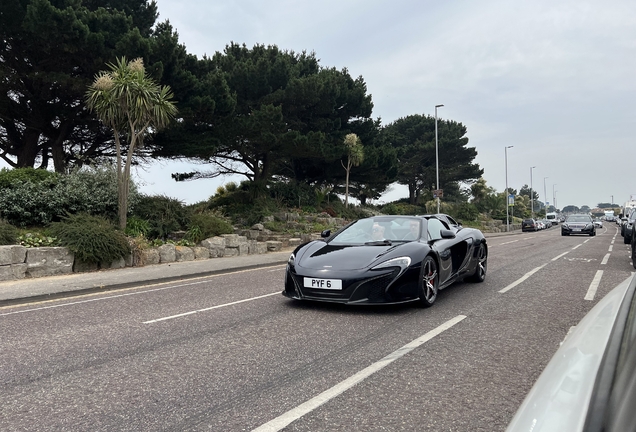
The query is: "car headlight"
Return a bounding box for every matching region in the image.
[562,224,569,229]
[371,257,412,277]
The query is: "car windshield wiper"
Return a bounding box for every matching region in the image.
[364,240,393,246]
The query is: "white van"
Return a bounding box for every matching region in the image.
[622,200,636,218]
[546,212,558,225]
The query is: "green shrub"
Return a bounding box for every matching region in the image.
[268,181,316,208]
[0,166,138,226]
[187,212,234,243]
[49,214,130,264]
[0,167,58,188]
[131,194,190,239]
[0,220,19,245]
[18,232,58,248]
[125,216,151,237]
[210,191,277,226]
[55,166,139,221]
[452,203,480,222]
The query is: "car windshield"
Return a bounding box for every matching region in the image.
[329,216,423,245]
[567,215,592,223]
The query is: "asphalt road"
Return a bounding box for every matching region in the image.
[1,224,633,431]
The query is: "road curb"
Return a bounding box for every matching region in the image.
[0,258,289,307]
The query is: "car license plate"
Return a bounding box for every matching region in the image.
[573,228,581,232]
[304,277,342,290]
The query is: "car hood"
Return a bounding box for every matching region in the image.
[297,242,398,270]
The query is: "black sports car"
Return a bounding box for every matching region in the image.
[283,214,488,307]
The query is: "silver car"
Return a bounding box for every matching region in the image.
[507,274,636,431]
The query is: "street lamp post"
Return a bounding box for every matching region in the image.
[435,104,444,213]
[543,177,549,210]
[505,146,514,232]
[530,166,536,219]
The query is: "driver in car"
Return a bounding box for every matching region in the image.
[370,223,386,241]
[403,220,420,240]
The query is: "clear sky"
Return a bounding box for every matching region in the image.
[15,0,636,209]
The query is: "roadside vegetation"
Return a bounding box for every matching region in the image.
[0,166,546,266]
[0,0,557,264]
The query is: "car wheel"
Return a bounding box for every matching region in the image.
[561,232,568,236]
[624,234,630,244]
[417,256,438,307]
[466,243,487,283]
[590,231,595,237]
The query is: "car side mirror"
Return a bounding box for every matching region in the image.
[320,229,331,238]
[440,229,456,239]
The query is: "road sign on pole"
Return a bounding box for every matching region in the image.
[508,194,515,207]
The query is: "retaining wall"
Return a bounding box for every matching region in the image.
[0,233,320,282]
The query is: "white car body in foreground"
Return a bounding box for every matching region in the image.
[507,274,636,432]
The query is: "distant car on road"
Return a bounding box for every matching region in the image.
[593,218,603,228]
[522,218,538,232]
[561,214,596,236]
[507,275,636,432]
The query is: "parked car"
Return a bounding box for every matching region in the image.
[632,234,636,270]
[561,214,596,236]
[624,209,636,244]
[506,274,636,431]
[522,218,538,232]
[620,215,628,236]
[283,214,487,307]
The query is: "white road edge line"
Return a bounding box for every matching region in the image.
[609,245,613,252]
[572,244,582,250]
[0,265,286,317]
[601,254,610,265]
[585,270,604,301]
[552,251,570,262]
[499,265,547,294]
[143,292,280,324]
[251,315,467,432]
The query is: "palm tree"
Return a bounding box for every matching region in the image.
[341,133,364,208]
[86,57,177,229]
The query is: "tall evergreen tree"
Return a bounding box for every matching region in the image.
[1,0,222,173]
[159,43,379,197]
[379,114,483,205]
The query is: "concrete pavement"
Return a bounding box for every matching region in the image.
[0,229,522,306]
[0,248,295,306]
